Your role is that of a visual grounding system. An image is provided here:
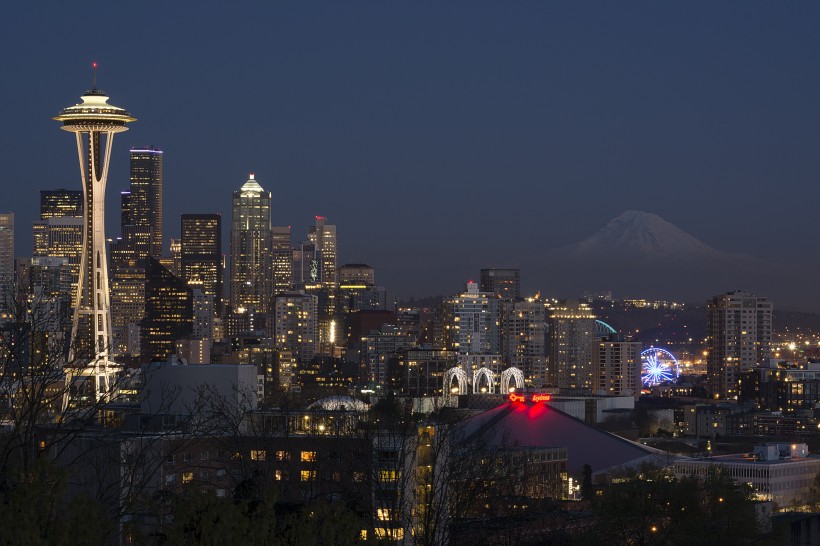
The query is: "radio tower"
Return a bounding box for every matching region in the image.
[53,64,136,408]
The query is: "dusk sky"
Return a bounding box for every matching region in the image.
[3,2,820,307]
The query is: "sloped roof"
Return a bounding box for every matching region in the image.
[457,401,659,475]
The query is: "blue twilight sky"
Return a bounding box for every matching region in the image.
[1,2,819,307]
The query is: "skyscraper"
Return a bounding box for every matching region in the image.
[445,281,500,355]
[40,189,83,219]
[0,213,13,286]
[308,216,337,285]
[230,174,273,313]
[548,300,597,390]
[707,290,773,400]
[54,79,135,404]
[128,147,163,260]
[141,257,192,363]
[33,190,83,280]
[181,214,223,308]
[271,226,292,296]
[480,268,520,300]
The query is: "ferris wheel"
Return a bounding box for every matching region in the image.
[640,347,680,386]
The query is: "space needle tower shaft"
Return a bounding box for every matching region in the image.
[53,64,136,407]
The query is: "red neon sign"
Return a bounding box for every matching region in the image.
[508,393,552,403]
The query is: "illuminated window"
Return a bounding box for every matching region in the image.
[376,508,392,521]
[181,472,193,484]
[301,451,316,462]
[250,450,266,461]
[300,470,316,481]
[380,469,399,481]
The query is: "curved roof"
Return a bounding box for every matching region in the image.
[458,401,659,474]
[54,89,135,129]
[307,396,369,412]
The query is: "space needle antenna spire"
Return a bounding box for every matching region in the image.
[54,69,136,411]
[92,61,97,89]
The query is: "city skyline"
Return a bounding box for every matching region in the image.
[2,3,820,308]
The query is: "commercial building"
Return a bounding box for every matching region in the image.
[271,226,293,296]
[180,213,223,308]
[673,443,820,508]
[0,213,13,286]
[141,257,192,363]
[707,291,773,399]
[230,174,273,313]
[126,147,163,260]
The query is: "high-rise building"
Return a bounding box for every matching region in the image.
[109,259,145,358]
[445,281,500,355]
[128,147,163,260]
[54,80,135,404]
[271,226,292,295]
[274,291,318,364]
[707,290,773,400]
[230,174,273,313]
[35,217,84,301]
[141,257,192,363]
[338,263,374,285]
[40,189,83,220]
[548,300,597,390]
[181,214,223,308]
[0,213,13,286]
[501,297,547,387]
[480,268,520,300]
[308,216,337,285]
[595,335,642,398]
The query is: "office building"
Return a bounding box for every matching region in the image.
[230,174,273,313]
[40,189,83,220]
[480,268,520,300]
[445,281,500,355]
[181,214,223,307]
[141,257,192,363]
[308,216,337,285]
[109,259,145,357]
[0,213,13,286]
[128,147,163,260]
[548,300,597,390]
[54,82,135,403]
[271,226,292,295]
[338,263,374,285]
[706,290,773,399]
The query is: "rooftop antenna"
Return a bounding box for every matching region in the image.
[92,61,97,89]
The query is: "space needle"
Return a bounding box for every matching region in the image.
[53,64,135,408]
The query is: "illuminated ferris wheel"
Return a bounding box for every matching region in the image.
[640,347,680,386]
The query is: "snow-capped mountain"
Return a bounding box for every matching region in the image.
[568,210,751,267]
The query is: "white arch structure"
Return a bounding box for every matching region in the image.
[472,367,496,394]
[500,367,525,393]
[444,367,469,395]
